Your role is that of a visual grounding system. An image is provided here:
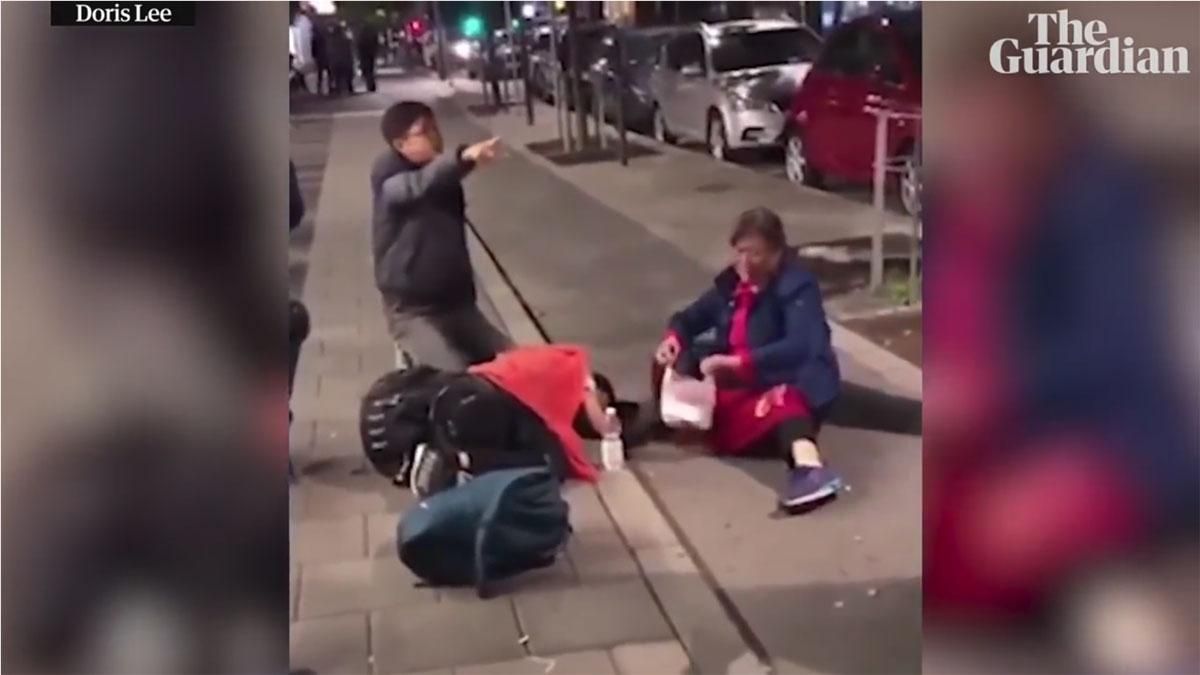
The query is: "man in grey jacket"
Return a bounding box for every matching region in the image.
[371,101,512,371]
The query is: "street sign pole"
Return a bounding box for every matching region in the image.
[870,108,888,292]
[594,71,607,150]
[615,31,628,165]
[432,1,447,80]
[502,1,514,104]
[523,20,534,125]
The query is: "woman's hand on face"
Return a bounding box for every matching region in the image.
[699,354,742,378]
[655,335,681,366]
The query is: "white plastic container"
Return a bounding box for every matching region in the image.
[600,407,625,471]
[660,369,715,430]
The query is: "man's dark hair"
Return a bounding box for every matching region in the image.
[730,207,787,251]
[381,101,434,144]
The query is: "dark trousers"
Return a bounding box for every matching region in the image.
[382,300,513,372]
[489,77,505,109]
[288,299,311,396]
[744,416,822,468]
[358,50,377,92]
[315,62,330,95]
[332,65,354,95]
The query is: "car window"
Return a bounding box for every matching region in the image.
[865,29,901,84]
[665,32,704,72]
[624,33,666,65]
[816,24,869,76]
[710,28,821,73]
[893,14,922,73]
[557,28,607,68]
[664,35,683,70]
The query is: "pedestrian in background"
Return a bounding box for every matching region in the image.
[483,32,505,110]
[311,19,330,95]
[370,101,513,371]
[290,2,316,92]
[356,20,380,93]
[328,21,356,95]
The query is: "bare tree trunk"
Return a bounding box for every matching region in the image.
[432,0,447,79]
[567,5,587,147]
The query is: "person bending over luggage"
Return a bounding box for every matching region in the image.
[408,344,620,496]
[652,207,842,513]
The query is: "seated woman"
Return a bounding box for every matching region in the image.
[653,207,842,513]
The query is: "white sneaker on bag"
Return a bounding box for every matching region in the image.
[409,444,459,499]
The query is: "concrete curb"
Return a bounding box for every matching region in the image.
[454,88,922,400]
[467,226,773,675]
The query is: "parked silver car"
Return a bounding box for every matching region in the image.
[649,20,822,161]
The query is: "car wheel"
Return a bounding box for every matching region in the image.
[785,133,823,187]
[899,157,921,217]
[708,114,731,162]
[653,106,677,145]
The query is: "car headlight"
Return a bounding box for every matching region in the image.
[730,93,770,112]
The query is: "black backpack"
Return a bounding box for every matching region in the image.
[360,367,567,486]
[428,376,567,480]
[359,366,460,481]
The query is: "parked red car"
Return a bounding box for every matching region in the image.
[783,10,922,215]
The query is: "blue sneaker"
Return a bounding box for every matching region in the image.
[780,466,843,512]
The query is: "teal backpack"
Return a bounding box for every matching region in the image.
[397,467,571,597]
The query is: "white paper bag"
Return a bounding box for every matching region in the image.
[660,368,716,430]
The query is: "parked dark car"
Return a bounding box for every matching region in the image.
[784,10,922,215]
[588,27,683,133]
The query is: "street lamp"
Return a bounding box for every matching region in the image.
[521,3,535,20]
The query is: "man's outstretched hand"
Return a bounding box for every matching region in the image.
[461,137,501,166]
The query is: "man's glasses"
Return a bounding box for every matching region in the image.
[406,123,440,140]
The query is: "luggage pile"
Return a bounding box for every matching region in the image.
[359,366,573,597]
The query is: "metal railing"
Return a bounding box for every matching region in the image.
[865,106,922,302]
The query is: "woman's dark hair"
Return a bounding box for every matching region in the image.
[380,101,433,143]
[573,372,618,439]
[729,207,787,251]
[592,372,616,408]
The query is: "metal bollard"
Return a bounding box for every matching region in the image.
[869,107,888,292]
[907,152,922,304]
[594,72,607,150]
[615,32,628,166]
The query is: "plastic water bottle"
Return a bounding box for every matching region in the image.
[600,407,625,472]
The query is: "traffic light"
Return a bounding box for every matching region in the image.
[462,15,483,38]
[409,18,425,37]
